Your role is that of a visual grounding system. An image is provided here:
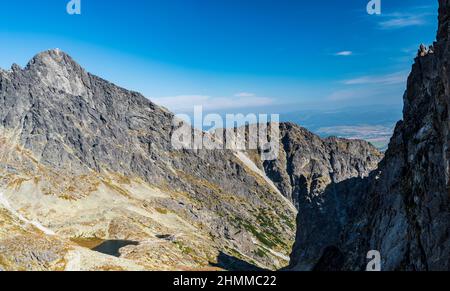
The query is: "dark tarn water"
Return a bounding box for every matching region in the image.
[92,240,139,257]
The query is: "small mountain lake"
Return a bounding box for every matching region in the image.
[71,238,139,257]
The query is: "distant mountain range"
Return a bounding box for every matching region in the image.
[280,105,403,151]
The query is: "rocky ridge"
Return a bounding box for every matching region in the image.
[0,49,380,270]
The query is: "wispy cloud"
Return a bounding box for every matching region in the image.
[334,51,353,56]
[327,89,363,102]
[379,14,425,29]
[234,92,256,97]
[152,94,274,112]
[343,71,409,86]
[377,7,436,30]
[326,87,398,103]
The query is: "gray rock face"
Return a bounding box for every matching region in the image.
[289,0,450,271]
[264,123,381,209]
[1,49,174,181]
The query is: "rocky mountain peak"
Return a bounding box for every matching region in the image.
[20,49,90,96]
[26,49,77,69]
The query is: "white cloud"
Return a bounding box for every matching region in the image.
[378,10,435,29]
[343,71,409,86]
[327,72,409,103]
[335,51,353,56]
[152,94,274,112]
[379,15,424,29]
[327,89,362,102]
[326,87,393,102]
[234,92,256,97]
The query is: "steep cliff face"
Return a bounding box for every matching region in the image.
[290,0,450,271]
[355,0,450,270]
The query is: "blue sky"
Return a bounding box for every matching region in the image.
[0,0,438,114]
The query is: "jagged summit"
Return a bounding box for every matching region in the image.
[0,49,91,97]
[0,49,80,74]
[25,49,85,75]
[31,48,65,59]
[26,49,76,67]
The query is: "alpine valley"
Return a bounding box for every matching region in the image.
[0,0,449,271]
